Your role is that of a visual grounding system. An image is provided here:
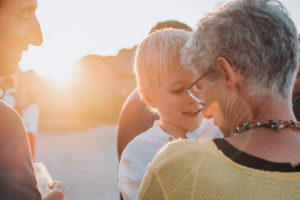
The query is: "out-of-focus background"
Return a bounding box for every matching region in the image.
[16,51,137,131]
[0,0,299,199]
[13,0,300,131]
[35,125,119,199]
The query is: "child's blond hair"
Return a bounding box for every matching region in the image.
[134,29,191,97]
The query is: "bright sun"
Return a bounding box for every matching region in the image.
[20,48,77,84]
[18,0,300,84]
[40,68,74,84]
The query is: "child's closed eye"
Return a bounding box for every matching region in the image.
[170,88,184,93]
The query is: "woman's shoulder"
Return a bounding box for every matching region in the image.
[150,139,218,170]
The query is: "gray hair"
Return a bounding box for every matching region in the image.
[182,0,299,99]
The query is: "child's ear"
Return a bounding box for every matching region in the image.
[203,101,221,127]
[140,89,157,108]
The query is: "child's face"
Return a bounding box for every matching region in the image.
[152,68,203,134]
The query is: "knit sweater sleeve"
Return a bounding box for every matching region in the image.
[136,165,166,200]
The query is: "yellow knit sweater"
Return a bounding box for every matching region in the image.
[137,139,300,200]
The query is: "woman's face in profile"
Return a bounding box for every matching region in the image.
[191,74,220,106]
[195,73,238,135]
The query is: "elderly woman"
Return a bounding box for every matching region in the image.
[137,0,300,199]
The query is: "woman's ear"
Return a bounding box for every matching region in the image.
[140,89,157,108]
[203,101,221,127]
[216,57,238,92]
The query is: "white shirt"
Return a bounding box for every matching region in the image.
[119,118,223,200]
[2,88,16,108]
[22,104,40,134]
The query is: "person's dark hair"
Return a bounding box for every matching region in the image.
[149,20,192,34]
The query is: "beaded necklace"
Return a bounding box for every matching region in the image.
[230,120,300,137]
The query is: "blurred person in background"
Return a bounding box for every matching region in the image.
[21,87,40,160]
[0,76,21,109]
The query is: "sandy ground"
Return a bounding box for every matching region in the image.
[35,124,120,200]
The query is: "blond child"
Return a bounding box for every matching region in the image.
[118,29,222,200]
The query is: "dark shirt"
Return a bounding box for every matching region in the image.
[213,138,300,172]
[117,89,159,160]
[0,101,41,199]
[293,93,300,121]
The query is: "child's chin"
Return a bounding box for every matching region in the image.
[186,123,201,131]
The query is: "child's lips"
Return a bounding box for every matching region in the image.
[182,109,201,118]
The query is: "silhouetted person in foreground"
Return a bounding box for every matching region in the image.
[0,0,65,199]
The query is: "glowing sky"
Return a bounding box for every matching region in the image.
[19,0,300,82]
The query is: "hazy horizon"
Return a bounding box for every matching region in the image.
[20,0,300,82]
